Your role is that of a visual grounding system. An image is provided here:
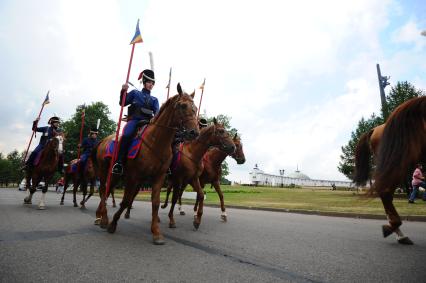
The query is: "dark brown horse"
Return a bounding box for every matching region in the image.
[162,133,245,222]
[354,96,426,245]
[164,119,236,229]
[60,157,115,208]
[93,84,199,245]
[23,134,64,209]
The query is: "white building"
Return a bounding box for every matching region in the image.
[249,164,353,188]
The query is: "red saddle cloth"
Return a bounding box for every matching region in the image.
[103,127,148,160]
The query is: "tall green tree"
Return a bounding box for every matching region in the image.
[338,81,424,180]
[7,150,24,185]
[61,102,116,162]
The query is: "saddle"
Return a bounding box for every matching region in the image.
[104,124,148,160]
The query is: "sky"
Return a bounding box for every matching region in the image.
[0,0,425,183]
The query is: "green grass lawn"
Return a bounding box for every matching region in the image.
[115,185,426,216]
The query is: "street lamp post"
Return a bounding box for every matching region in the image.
[279,169,285,188]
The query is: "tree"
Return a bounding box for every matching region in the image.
[7,150,24,185]
[204,114,238,183]
[338,81,425,181]
[61,102,116,162]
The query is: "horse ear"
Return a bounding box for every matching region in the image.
[190,89,195,99]
[177,83,183,95]
[213,117,217,125]
[234,133,238,139]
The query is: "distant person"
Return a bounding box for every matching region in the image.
[409,163,426,203]
[331,183,337,191]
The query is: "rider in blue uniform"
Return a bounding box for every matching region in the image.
[79,127,98,174]
[112,69,159,175]
[23,116,64,173]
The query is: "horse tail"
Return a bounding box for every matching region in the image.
[353,129,373,186]
[374,97,426,194]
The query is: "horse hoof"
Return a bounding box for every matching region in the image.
[94,218,101,225]
[107,224,116,234]
[73,203,78,208]
[80,205,86,210]
[161,204,167,209]
[60,202,64,205]
[100,219,109,229]
[221,215,227,222]
[112,204,117,208]
[80,201,84,206]
[153,236,165,245]
[193,221,200,230]
[382,225,393,238]
[169,223,176,228]
[23,197,32,204]
[124,213,130,219]
[398,237,414,245]
[38,206,46,210]
[180,211,186,216]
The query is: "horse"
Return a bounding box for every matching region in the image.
[354,96,426,245]
[60,157,116,208]
[23,133,64,209]
[93,84,199,245]
[161,133,245,222]
[164,119,236,229]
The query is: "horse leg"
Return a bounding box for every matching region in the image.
[80,180,88,209]
[212,181,227,222]
[82,179,94,206]
[178,185,186,216]
[380,192,413,245]
[111,190,117,208]
[151,175,166,245]
[38,181,49,210]
[161,182,173,209]
[191,179,204,230]
[108,182,136,234]
[60,176,70,205]
[125,188,139,219]
[73,180,80,207]
[168,184,180,228]
[24,175,40,205]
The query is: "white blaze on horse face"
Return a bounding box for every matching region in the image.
[57,136,64,154]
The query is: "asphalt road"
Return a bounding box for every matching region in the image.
[0,188,425,283]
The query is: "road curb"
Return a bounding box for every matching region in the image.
[196,203,426,222]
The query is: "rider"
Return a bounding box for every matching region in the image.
[79,127,99,175]
[23,116,64,174]
[112,69,160,175]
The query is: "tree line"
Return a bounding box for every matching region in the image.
[0,102,237,186]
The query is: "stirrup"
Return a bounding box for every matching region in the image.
[112,162,123,175]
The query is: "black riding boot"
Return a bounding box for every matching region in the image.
[112,136,132,175]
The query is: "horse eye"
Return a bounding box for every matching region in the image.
[180,104,187,110]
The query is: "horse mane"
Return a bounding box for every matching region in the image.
[151,92,194,124]
[374,96,426,194]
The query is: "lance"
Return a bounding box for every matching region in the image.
[105,19,143,197]
[197,78,206,118]
[96,118,101,131]
[22,91,50,165]
[166,67,172,99]
[77,106,86,159]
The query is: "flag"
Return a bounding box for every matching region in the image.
[130,19,143,44]
[199,78,206,90]
[42,91,50,106]
[166,67,172,89]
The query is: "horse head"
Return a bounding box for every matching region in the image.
[169,83,199,140]
[55,132,65,154]
[230,133,246,164]
[206,118,236,155]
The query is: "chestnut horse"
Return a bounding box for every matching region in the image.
[354,96,426,245]
[94,84,199,245]
[60,157,115,208]
[164,119,236,229]
[162,133,245,222]
[23,134,64,209]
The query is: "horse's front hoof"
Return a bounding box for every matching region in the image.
[124,213,130,219]
[398,236,414,245]
[169,223,176,228]
[112,203,117,208]
[73,203,78,208]
[80,205,86,210]
[23,197,32,204]
[107,223,116,234]
[180,211,186,216]
[38,205,46,210]
[382,225,393,238]
[193,221,200,230]
[100,219,109,229]
[221,215,227,222]
[60,201,64,205]
[153,235,165,245]
[94,218,101,225]
[80,201,85,206]
[161,204,167,209]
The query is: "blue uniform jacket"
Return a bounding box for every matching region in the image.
[81,137,98,155]
[121,88,159,120]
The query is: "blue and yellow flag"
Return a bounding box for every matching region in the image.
[130,19,143,44]
[42,91,50,106]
